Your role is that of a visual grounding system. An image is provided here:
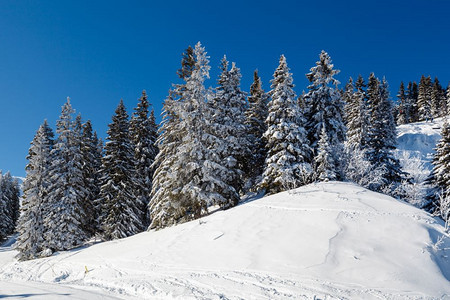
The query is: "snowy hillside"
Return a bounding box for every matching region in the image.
[1,182,449,299]
[396,117,445,169]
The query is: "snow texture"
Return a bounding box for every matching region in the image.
[1,182,449,299]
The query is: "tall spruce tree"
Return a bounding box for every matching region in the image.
[99,100,142,240]
[0,172,20,240]
[208,57,249,207]
[149,46,197,230]
[80,119,102,236]
[315,126,337,181]
[365,74,403,193]
[130,91,158,229]
[16,120,54,260]
[417,75,433,121]
[428,120,450,213]
[304,51,345,178]
[244,70,268,190]
[43,99,89,252]
[344,76,368,150]
[396,82,408,124]
[447,82,450,116]
[260,55,312,194]
[431,77,446,118]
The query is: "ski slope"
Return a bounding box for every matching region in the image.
[1,182,449,299]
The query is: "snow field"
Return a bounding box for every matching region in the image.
[1,181,449,299]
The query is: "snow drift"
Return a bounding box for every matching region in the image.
[0,182,449,299]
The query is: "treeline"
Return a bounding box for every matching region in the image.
[10,42,448,260]
[395,76,449,124]
[0,172,20,241]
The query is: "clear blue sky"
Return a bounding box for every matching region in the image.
[1,0,449,177]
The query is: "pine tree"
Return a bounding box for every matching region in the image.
[315,126,337,181]
[366,74,403,193]
[99,100,141,240]
[431,77,446,118]
[447,82,450,116]
[130,91,158,229]
[344,76,369,150]
[43,99,89,252]
[16,120,54,259]
[149,46,197,230]
[304,51,345,178]
[0,172,19,240]
[207,57,249,207]
[396,82,408,124]
[260,55,312,194]
[429,120,450,212]
[417,75,433,121]
[244,70,268,190]
[80,119,102,236]
[406,81,419,123]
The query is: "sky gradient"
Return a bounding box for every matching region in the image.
[1,0,449,177]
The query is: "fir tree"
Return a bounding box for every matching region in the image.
[99,100,142,240]
[429,120,450,208]
[431,77,446,118]
[304,51,345,178]
[260,55,312,194]
[149,46,197,230]
[16,120,54,260]
[43,98,89,252]
[244,70,268,190]
[130,91,158,229]
[447,82,450,116]
[365,75,403,193]
[80,119,102,236]
[0,172,20,240]
[315,126,337,182]
[344,76,368,150]
[396,82,408,124]
[417,75,433,121]
[207,57,249,207]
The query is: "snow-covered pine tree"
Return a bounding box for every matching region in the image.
[43,99,89,252]
[396,82,408,124]
[130,91,158,229]
[428,120,450,213]
[260,55,312,194]
[80,119,102,236]
[149,46,197,230]
[431,77,446,118]
[365,74,403,194]
[447,82,450,116]
[16,120,54,260]
[304,51,346,179]
[0,172,19,240]
[99,100,142,240]
[244,70,268,191]
[417,75,433,122]
[406,81,419,123]
[207,57,249,207]
[315,126,337,182]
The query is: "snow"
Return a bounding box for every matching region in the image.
[396,117,445,169]
[1,181,449,299]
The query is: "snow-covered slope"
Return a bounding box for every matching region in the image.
[396,118,445,169]
[1,182,449,299]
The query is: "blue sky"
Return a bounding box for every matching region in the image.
[1,0,449,177]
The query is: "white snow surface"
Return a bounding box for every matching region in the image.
[396,118,445,169]
[1,182,449,299]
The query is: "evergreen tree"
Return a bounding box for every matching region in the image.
[447,82,450,116]
[365,74,403,193]
[208,57,249,207]
[406,81,419,123]
[16,120,54,259]
[43,98,89,252]
[344,76,369,150]
[431,77,446,118]
[0,172,19,240]
[99,100,141,240]
[260,55,312,194]
[130,91,158,229]
[396,82,408,124]
[244,70,268,190]
[80,119,102,236]
[428,120,450,213]
[304,51,345,178]
[149,46,197,230]
[417,75,433,121]
[315,126,337,181]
